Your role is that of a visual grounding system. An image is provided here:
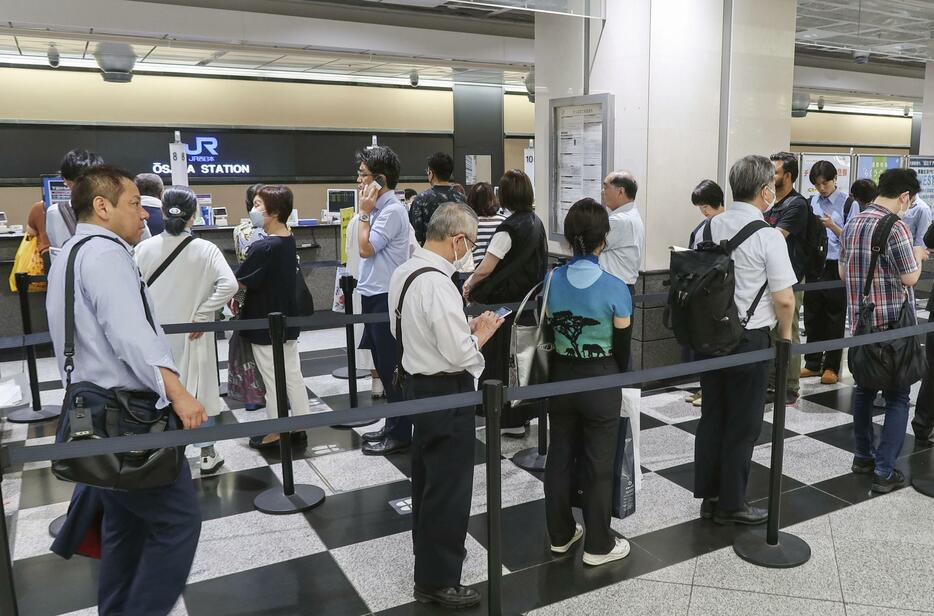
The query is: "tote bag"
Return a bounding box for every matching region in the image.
[9,235,46,293]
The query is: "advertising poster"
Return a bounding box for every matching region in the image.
[855,155,903,183]
[908,157,934,205]
[800,154,852,198]
[554,104,604,234]
[340,207,355,264]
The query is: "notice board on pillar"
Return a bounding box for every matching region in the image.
[549,94,614,242]
[799,154,853,199]
[908,156,934,204]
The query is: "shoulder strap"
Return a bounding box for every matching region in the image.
[861,213,900,298]
[64,234,156,386]
[701,218,713,244]
[726,220,770,253]
[394,267,445,375]
[146,235,195,286]
[843,197,855,224]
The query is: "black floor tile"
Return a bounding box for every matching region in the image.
[387,437,487,478]
[801,385,884,416]
[14,552,100,615]
[184,551,369,616]
[467,500,557,572]
[674,419,796,446]
[319,390,385,413]
[301,354,354,378]
[304,479,412,549]
[811,472,877,506]
[749,484,850,528]
[806,422,929,456]
[258,427,363,465]
[19,466,75,509]
[655,461,805,503]
[193,466,280,522]
[629,517,739,564]
[639,413,666,431]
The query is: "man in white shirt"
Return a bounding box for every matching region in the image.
[47,149,105,249]
[693,155,796,526]
[599,171,644,291]
[388,203,503,610]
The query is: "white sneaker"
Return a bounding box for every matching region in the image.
[550,524,584,553]
[200,449,224,476]
[583,537,631,566]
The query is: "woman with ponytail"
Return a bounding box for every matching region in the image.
[135,185,239,476]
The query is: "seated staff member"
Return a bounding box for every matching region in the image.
[389,203,504,609]
[694,155,796,525]
[545,198,633,567]
[802,160,855,385]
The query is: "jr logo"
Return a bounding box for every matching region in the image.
[184,137,219,157]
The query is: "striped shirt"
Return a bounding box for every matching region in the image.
[474,214,506,266]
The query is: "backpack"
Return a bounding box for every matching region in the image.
[663,219,771,356]
[804,196,854,280]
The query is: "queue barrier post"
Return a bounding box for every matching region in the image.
[733,338,811,568]
[511,401,548,472]
[483,380,505,616]
[253,313,326,515]
[332,275,377,429]
[7,273,61,424]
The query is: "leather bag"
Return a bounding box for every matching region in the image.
[52,235,184,491]
[847,214,927,391]
[508,271,554,406]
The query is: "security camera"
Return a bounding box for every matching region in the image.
[853,50,870,64]
[47,44,60,68]
[409,70,419,87]
[817,96,825,111]
[524,70,535,103]
[905,106,912,117]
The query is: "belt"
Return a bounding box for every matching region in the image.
[406,371,469,379]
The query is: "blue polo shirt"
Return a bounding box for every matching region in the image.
[357,191,412,297]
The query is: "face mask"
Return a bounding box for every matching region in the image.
[453,237,474,269]
[765,186,777,209]
[249,207,265,228]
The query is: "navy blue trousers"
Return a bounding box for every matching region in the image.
[97,465,201,616]
[360,292,412,442]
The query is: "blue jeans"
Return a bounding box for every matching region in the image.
[853,386,910,478]
[192,416,216,449]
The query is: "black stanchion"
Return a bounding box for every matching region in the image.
[0,466,19,615]
[254,313,326,515]
[332,275,377,429]
[734,339,811,568]
[483,380,504,616]
[7,273,61,424]
[512,401,548,472]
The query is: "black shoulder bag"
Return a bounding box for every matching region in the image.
[847,214,927,391]
[52,235,184,491]
[391,267,443,387]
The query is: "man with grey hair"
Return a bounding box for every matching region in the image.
[692,155,796,526]
[599,171,644,292]
[388,202,504,609]
[135,173,166,236]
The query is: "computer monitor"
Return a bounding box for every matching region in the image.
[42,175,70,210]
[327,189,357,213]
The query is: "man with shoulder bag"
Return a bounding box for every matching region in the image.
[47,166,207,615]
[840,168,929,494]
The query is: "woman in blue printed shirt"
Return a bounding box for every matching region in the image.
[545,198,633,567]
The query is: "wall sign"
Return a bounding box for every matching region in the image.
[855,155,903,184]
[909,156,934,204]
[799,154,853,198]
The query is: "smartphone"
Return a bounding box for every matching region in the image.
[494,306,513,319]
[373,174,386,189]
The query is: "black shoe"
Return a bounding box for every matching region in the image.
[362,437,410,456]
[414,585,481,609]
[713,504,768,526]
[248,435,281,450]
[291,431,308,450]
[362,428,386,443]
[700,498,717,520]
[785,390,799,406]
[871,469,908,494]
[851,456,875,475]
[913,429,933,445]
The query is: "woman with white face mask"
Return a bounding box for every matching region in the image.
[234,183,267,264]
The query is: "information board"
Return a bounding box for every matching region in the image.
[855,155,903,184]
[549,94,614,241]
[908,156,934,205]
[799,154,853,198]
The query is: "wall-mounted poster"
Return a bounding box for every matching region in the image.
[800,154,853,198]
[549,94,614,241]
[908,156,934,204]
[855,155,903,184]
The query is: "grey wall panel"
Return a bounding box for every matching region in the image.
[453,84,505,187]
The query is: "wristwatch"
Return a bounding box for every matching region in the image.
[359,214,371,223]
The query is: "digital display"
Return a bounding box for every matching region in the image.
[41,175,70,209]
[327,189,357,212]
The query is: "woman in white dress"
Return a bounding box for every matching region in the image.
[135,186,239,475]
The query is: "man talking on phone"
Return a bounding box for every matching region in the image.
[355,146,416,455]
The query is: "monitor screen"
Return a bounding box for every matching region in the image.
[42,175,70,210]
[328,189,357,212]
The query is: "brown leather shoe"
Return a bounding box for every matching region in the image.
[820,370,839,385]
[800,367,821,378]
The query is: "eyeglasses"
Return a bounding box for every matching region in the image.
[455,236,478,251]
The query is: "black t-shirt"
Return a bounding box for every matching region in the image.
[765,189,809,281]
[236,235,300,344]
[409,185,467,245]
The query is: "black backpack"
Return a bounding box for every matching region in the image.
[664,219,771,356]
[803,196,854,280]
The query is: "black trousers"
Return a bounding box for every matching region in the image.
[913,311,934,438]
[360,293,410,442]
[545,356,620,555]
[694,329,770,511]
[480,311,539,429]
[405,372,476,589]
[803,259,845,373]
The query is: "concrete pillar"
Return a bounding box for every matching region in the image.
[920,55,934,155]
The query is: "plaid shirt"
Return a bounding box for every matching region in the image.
[840,204,918,333]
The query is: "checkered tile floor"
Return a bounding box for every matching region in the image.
[2,329,934,615]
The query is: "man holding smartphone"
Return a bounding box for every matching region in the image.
[355,146,416,455]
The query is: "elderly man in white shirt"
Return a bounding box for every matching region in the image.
[388,203,503,610]
[599,171,644,293]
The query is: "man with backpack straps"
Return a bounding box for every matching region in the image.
[686,155,796,525]
[765,152,810,405]
[802,160,856,385]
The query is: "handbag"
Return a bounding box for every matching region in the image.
[571,416,637,520]
[9,234,47,293]
[507,271,554,406]
[847,213,927,391]
[52,235,185,491]
[226,329,266,405]
[295,265,315,317]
